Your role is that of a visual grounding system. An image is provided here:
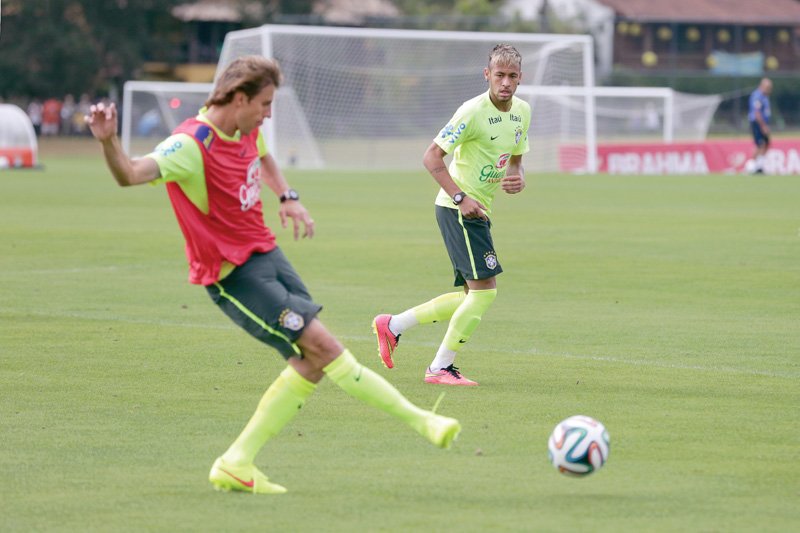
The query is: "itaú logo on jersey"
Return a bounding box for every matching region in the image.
[239,158,262,211]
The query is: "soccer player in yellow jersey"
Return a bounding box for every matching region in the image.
[373,44,530,386]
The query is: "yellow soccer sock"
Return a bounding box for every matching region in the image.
[442,288,497,351]
[324,350,429,434]
[389,292,466,335]
[412,291,467,324]
[222,365,316,466]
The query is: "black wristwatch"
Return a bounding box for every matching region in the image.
[279,189,299,203]
[452,191,466,205]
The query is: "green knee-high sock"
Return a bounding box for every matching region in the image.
[222,365,316,465]
[442,288,497,351]
[324,350,429,434]
[412,291,466,324]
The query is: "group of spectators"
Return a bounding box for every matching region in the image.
[26,94,95,137]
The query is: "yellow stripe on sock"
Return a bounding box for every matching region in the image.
[457,210,479,280]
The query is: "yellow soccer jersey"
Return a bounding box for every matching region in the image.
[433,91,530,214]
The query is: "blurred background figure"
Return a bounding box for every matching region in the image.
[61,94,77,135]
[747,77,772,174]
[73,94,93,135]
[27,99,43,137]
[41,97,62,136]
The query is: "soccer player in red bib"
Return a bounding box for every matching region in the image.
[86,56,460,494]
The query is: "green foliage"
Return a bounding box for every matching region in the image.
[454,0,496,17]
[252,0,315,23]
[0,0,182,98]
[0,140,798,531]
[388,0,569,33]
[395,0,502,17]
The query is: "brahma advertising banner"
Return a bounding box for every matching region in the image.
[560,140,800,175]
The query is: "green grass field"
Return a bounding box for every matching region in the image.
[2,140,798,531]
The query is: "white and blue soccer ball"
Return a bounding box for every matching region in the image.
[548,415,610,477]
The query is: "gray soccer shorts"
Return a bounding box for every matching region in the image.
[436,205,503,286]
[206,248,322,359]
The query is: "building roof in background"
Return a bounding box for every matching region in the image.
[313,0,399,24]
[173,0,245,22]
[595,0,800,25]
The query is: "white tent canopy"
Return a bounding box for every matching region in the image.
[0,104,38,168]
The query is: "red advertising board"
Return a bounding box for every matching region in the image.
[559,139,800,175]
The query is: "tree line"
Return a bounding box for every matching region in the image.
[0,0,529,101]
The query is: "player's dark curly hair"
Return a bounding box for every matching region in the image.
[205,55,283,107]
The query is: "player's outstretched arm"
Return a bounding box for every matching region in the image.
[501,155,525,194]
[85,102,160,187]
[260,153,315,240]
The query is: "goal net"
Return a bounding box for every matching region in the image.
[216,25,594,170]
[121,81,214,157]
[121,79,326,168]
[516,86,722,173]
[123,27,719,174]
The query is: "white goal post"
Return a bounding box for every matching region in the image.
[121,26,720,174]
[121,80,325,167]
[517,85,722,173]
[216,25,595,170]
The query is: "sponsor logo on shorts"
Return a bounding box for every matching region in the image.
[280,309,305,331]
[484,252,498,270]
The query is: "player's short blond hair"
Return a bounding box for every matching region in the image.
[488,44,522,70]
[205,55,283,107]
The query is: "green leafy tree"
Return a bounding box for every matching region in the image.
[395,0,502,16]
[0,0,181,99]
[392,0,540,32]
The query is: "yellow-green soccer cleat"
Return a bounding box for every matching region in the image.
[209,457,287,494]
[423,414,462,449]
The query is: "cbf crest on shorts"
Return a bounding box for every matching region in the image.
[484,251,498,270]
[279,308,305,331]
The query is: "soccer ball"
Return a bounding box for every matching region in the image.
[744,159,757,174]
[548,415,610,477]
